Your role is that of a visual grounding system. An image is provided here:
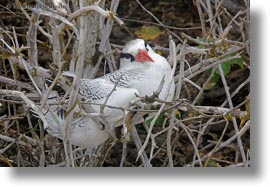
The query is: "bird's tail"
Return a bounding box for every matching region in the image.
[43,103,64,139]
[32,91,65,139]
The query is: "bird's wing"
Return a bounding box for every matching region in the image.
[79,78,115,102]
[101,70,147,88]
[79,78,139,125]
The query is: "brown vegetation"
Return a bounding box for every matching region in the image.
[0,0,250,167]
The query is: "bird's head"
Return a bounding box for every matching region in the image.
[120,39,155,67]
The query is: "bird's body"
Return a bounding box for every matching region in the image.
[68,116,110,148]
[42,94,110,148]
[41,39,175,148]
[79,77,138,125]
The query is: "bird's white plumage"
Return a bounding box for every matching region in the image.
[42,94,110,148]
[117,39,175,101]
[79,78,139,125]
[68,116,110,148]
[42,38,175,148]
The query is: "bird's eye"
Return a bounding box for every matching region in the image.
[144,41,154,51]
[144,41,149,51]
[120,53,135,62]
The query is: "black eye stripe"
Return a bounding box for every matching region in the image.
[144,41,149,51]
[120,53,135,62]
[146,41,155,47]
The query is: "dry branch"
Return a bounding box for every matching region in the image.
[0,0,250,167]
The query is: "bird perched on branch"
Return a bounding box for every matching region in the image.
[40,39,175,148]
[114,39,175,101]
[42,92,111,148]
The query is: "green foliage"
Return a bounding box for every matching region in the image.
[145,114,165,126]
[205,54,244,90]
[135,25,164,40]
[145,109,181,126]
[196,36,244,90]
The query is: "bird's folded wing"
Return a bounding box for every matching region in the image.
[102,70,146,88]
[79,78,139,124]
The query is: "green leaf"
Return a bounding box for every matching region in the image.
[222,54,244,68]
[204,54,244,90]
[215,61,231,76]
[145,115,165,126]
[228,57,244,68]
[204,81,217,90]
[135,25,164,40]
[207,160,221,167]
[145,109,179,126]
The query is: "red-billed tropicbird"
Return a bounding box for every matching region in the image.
[42,39,175,148]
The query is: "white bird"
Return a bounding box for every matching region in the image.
[43,85,138,148]
[42,39,175,148]
[44,96,110,148]
[79,39,175,125]
[97,39,175,101]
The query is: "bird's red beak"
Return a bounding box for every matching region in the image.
[135,49,154,63]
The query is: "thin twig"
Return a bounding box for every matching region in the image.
[218,64,247,166]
